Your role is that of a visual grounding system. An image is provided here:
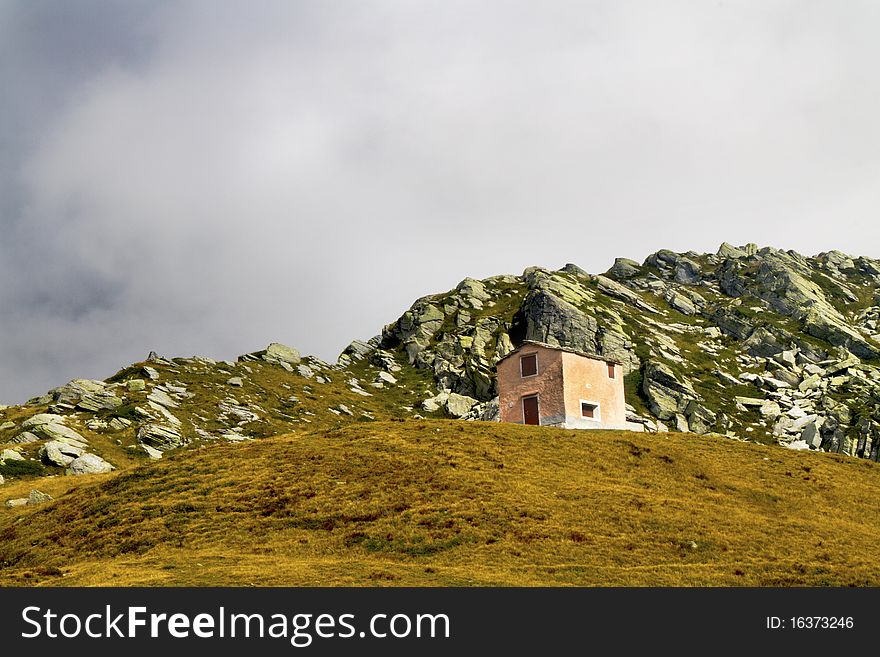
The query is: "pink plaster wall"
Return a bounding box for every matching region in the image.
[497,345,566,425]
[560,352,627,427]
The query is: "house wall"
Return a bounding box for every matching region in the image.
[560,352,628,429]
[497,345,566,426]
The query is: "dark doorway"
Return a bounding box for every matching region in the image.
[522,395,539,425]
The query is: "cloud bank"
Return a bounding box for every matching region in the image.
[2,1,879,402]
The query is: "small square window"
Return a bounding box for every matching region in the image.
[581,402,598,418]
[520,353,538,377]
[607,363,616,379]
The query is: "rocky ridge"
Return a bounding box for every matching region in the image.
[1,244,879,495]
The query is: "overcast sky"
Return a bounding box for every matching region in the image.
[1,1,879,403]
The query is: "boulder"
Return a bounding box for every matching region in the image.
[445,393,479,418]
[673,258,702,285]
[35,422,88,445]
[642,361,697,421]
[227,377,243,387]
[27,490,52,505]
[339,340,374,363]
[50,379,106,405]
[800,419,824,448]
[147,388,180,409]
[461,398,500,422]
[1,449,25,462]
[422,392,449,413]
[21,413,66,429]
[760,401,782,419]
[76,391,123,412]
[595,276,659,313]
[137,423,186,451]
[608,258,642,279]
[665,290,696,315]
[521,290,600,354]
[127,379,146,392]
[141,444,163,459]
[743,327,784,357]
[717,242,749,259]
[375,371,398,385]
[40,440,84,467]
[108,417,132,431]
[456,277,491,303]
[66,453,115,475]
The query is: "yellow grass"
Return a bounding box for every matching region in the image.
[2,420,879,586]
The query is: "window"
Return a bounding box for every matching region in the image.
[581,402,599,419]
[520,353,538,377]
[607,362,616,379]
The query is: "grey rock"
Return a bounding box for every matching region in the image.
[76,391,123,412]
[673,258,702,285]
[147,388,180,409]
[456,277,491,302]
[735,397,766,407]
[127,379,146,392]
[27,489,53,505]
[608,258,642,279]
[40,440,84,467]
[445,393,479,418]
[685,402,716,434]
[521,290,600,354]
[226,377,244,387]
[248,342,302,366]
[137,423,186,451]
[595,276,659,313]
[66,453,115,475]
[11,432,40,444]
[717,242,748,259]
[296,365,314,379]
[21,413,67,430]
[665,290,696,315]
[339,340,374,363]
[5,498,27,508]
[800,419,824,448]
[1,449,25,462]
[461,397,500,422]
[760,401,782,418]
[421,392,449,413]
[32,422,88,445]
[108,417,132,431]
[375,371,398,385]
[743,327,784,357]
[642,361,697,421]
[141,444,163,459]
[561,263,590,278]
[50,379,106,405]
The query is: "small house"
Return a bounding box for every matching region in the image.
[496,341,640,431]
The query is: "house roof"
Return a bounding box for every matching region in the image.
[495,340,624,367]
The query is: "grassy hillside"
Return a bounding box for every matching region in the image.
[2,420,879,587]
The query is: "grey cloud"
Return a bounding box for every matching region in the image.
[1,1,879,402]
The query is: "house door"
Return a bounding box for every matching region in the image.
[522,395,539,425]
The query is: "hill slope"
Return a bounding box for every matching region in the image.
[1,420,879,587]
[1,242,880,586]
